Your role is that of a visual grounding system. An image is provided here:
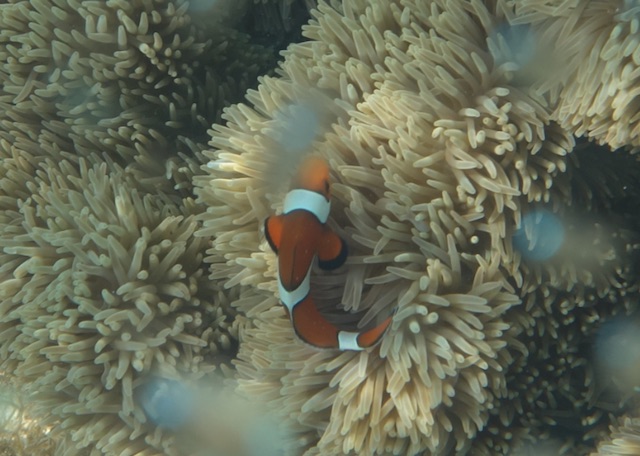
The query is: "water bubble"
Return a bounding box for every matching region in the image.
[187,0,249,26]
[594,315,640,395]
[271,103,320,155]
[513,210,564,261]
[188,0,219,11]
[245,415,288,456]
[618,0,640,22]
[487,21,569,88]
[508,438,564,456]
[488,23,536,69]
[139,377,193,429]
[179,384,291,456]
[263,98,333,192]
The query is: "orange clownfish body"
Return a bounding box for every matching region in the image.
[264,156,392,350]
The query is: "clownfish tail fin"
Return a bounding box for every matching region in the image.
[337,309,395,350]
[289,296,394,351]
[355,315,393,349]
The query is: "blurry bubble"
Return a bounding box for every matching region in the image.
[179,382,291,456]
[262,93,335,193]
[139,377,193,429]
[487,21,570,89]
[594,314,640,396]
[513,209,565,261]
[188,0,249,26]
[206,91,334,194]
[245,414,288,456]
[618,0,640,21]
[271,103,320,155]
[508,438,566,456]
[488,23,536,69]
[188,0,219,11]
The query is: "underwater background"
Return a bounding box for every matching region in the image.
[1,0,640,455]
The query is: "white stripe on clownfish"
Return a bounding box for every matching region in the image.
[283,188,330,223]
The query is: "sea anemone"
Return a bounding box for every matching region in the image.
[508,0,640,149]
[1,0,639,454]
[0,157,238,454]
[195,0,640,454]
[0,0,275,194]
[591,415,640,456]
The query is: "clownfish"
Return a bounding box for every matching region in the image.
[264,156,392,350]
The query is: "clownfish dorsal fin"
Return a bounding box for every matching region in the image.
[264,215,285,253]
[317,226,348,270]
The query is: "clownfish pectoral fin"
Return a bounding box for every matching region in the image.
[291,295,340,349]
[317,227,348,270]
[264,215,285,254]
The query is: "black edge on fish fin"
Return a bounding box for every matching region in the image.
[318,236,348,270]
[264,217,280,254]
